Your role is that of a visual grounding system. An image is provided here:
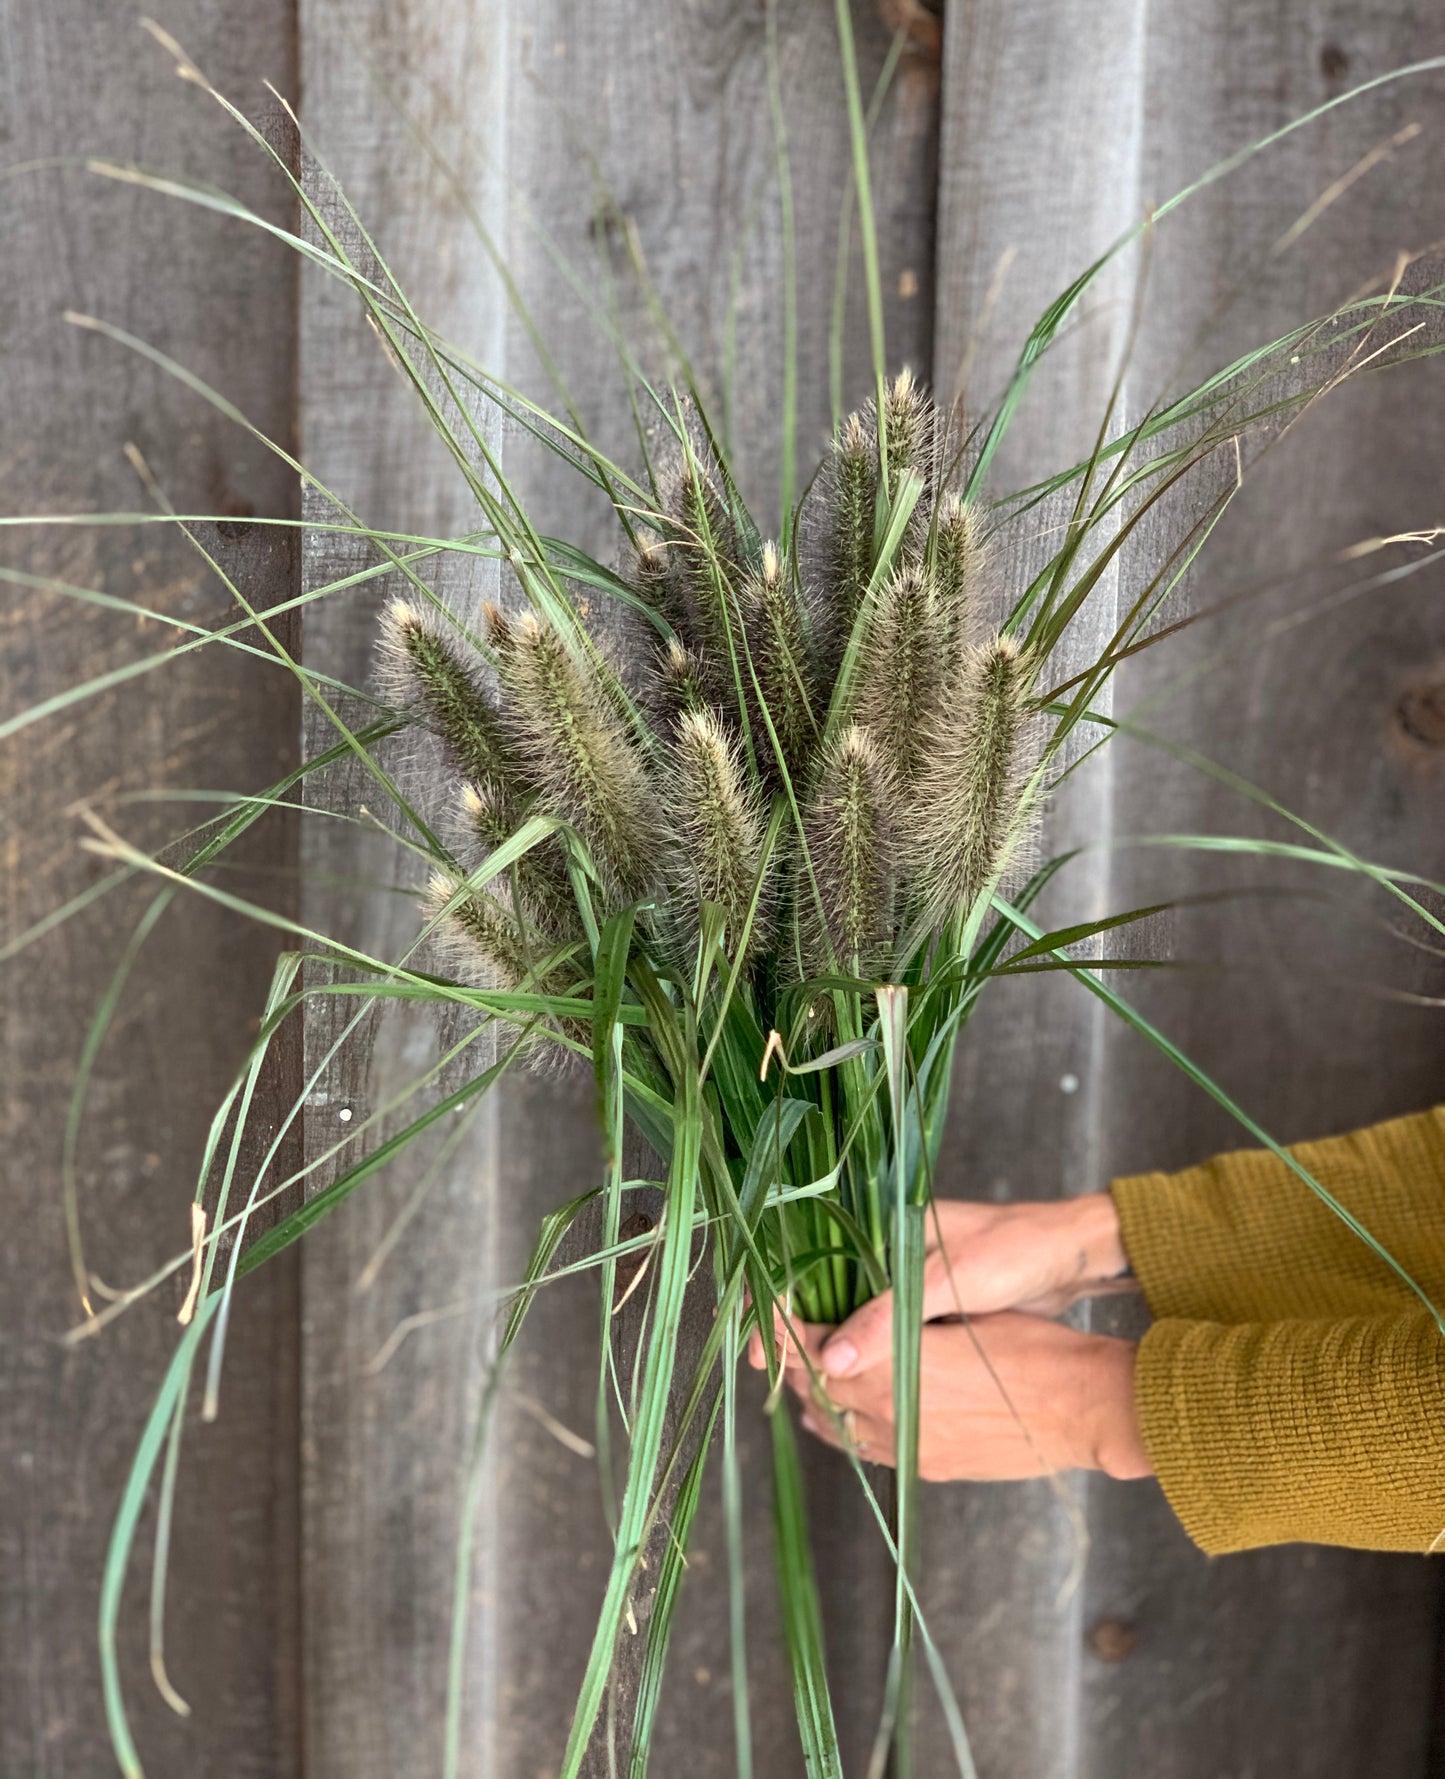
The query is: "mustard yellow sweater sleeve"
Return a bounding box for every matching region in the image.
[1110,1106,1445,1323]
[1107,1107,1445,1554]
[1134,1311,1445,1554]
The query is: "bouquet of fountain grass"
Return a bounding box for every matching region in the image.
[383,368,1028,1332]
[379,370,1061,1771]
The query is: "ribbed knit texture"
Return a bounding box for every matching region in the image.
[1109,1108,1445,1554]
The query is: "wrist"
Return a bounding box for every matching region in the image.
[1060,1191,1130,1284]
[1081,1335,1153,1480]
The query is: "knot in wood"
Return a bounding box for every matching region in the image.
[1396,680,1445,749]
[1087,1617,1138,1663]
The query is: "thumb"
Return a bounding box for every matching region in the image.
[818,1289,894,1378]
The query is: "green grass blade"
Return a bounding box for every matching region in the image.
[992,895,1444,1325]
[771,1406,843,1779]
[627,1394,723,1776]
[876,985,920,1776]
[557,1051,704,1777]
[100,1295,219,1779]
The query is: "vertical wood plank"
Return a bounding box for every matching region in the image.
[932,2,1445,1775]
[1079,8,1445,1774]
[925,2,1150,1773]
[295,7,511,1775]
[294,2,938,1772]
[0,6,301,1775]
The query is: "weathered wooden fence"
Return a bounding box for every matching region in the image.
[4,1,1444,1775]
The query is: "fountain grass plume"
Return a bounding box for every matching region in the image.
[490,607,661,904]
[670,707,772,967]
[742,539,818,788]
[854,561,944,784]
[908,635,1037,928]
[800,722,899,980]
[932,492,986,648]
[378,596,522,812]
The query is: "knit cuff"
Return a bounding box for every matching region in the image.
[1135,1312,1445,1555]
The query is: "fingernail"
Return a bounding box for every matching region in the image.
[801,1415,819,1435]
[820,1338,857,1377]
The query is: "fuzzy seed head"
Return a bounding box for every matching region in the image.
[457,783,581,949]
[801,724,897,980]
[933,495,985,646]
[906,635,1036,928]
[881,368,923,465]
[880,368,943,567]
[424,870,584,1069]
[378,597,519,803]
[498,614,659,901]
[649,455,743,682]
[677,460,741,667]
[742,547,817,789]
[819,411,880,677]
[424,870,534,991]
[636,527,669,579]
[483,600,517,660]
[460,779,509,848]
[671,709,770,966]
[632,525,705,659]
[856,563,945,783]
[655,638,717,736]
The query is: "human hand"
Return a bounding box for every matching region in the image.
[811,1193,1134,1381]
[774,1312,1152,1483]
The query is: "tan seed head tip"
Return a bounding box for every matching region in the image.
[838,722,876,762]
[423,869,459,912]
[676,706,718,746]
[761,540,780,584]
[382,595,420,635]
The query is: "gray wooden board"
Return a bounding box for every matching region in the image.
[294,5,512,1775]
[931,2,1445,1776]
[925,2,1159,1772]
[294,0,937,1773]
[0,5,302,1776]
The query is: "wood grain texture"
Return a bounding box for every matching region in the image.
[293,1,937,1773]
[294,6,512,1776]
[925,4,1153,1773]
[0,6,301,1776]
[933,2,1445,1775]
